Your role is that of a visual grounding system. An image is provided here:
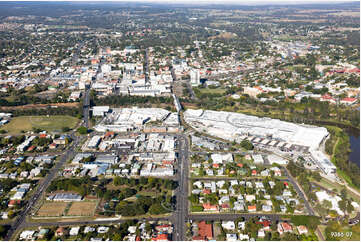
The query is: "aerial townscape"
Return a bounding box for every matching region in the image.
[0,0,359,241]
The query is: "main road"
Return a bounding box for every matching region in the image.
[144,48,150,84]
[188,213,281,222]
[83,87,90,128]
[172,134,190,241]
[24,216,172,228]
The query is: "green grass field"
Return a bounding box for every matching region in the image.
[198,88,226,94]
[1,115,79,134]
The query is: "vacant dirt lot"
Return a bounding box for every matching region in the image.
[36,202,68,217]
[67,201,97,216]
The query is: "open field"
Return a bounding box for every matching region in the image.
[1,115,79,134]
[36,202,68,217]
[67,201,97,216]
[197,88,227,94]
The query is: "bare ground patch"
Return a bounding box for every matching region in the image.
[67,201,97,216]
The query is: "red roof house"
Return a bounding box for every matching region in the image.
[248,205,257,212]
[39,134,47,138]
[320,94,336,104]
[202,189,211,195]
[202,203,218,211]
[340,97,358,105]
[151,234,168,241]
[197,221,213,240]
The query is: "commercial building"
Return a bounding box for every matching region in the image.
[95,154,118,164]
[47,193,82,202]
[92,106,110,116]
[310,150,336,175]
[190,69,200,86]
[87,136,101,149]
[184,109,329,150]
[94,107,178,132]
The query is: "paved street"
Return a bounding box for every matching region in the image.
[188,213,281,222]
[172,134,189,241]
[83,87,90,128]
[24,216,171,228]
[145,48,150,84]
[281,167,316,216]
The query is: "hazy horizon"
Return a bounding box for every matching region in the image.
[0,0,358,5]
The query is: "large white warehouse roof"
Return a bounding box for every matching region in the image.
[184,109,329,150]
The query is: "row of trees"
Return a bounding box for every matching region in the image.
[47,177,93,197]
[113,176,178,190]
[0,91,71,107]
[5,107,82,118]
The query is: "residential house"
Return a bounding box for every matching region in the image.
[69,227,80,236]
[202,203,218,212]
[258,229,265,238]
[226,234,237,241]
[277,222,293,235]
[222,221,235,230]
[238,234,249,241]
[55,227,66,237]
[248,205,257,212]
[194,221,213,240]
[297,225,308,235]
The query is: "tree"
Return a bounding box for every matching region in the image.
[283,232,299,241]
[240,140,254,150]
[311,172,322,182]
[62,127,70,132]
[149,202,167,215]
[322,200,332,210]
[340,187,348,199]
[338,200,347,213]
[77,126,88,135]
[112,233,123,241]
[188,194,199,203]
[0,225,5,237]
[290,216,321,230]
[346,200,354,214]
[145,222,152,233]
[113,176,123,186]
[7,210,15,219]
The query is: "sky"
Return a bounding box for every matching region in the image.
[0,0,356,3]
